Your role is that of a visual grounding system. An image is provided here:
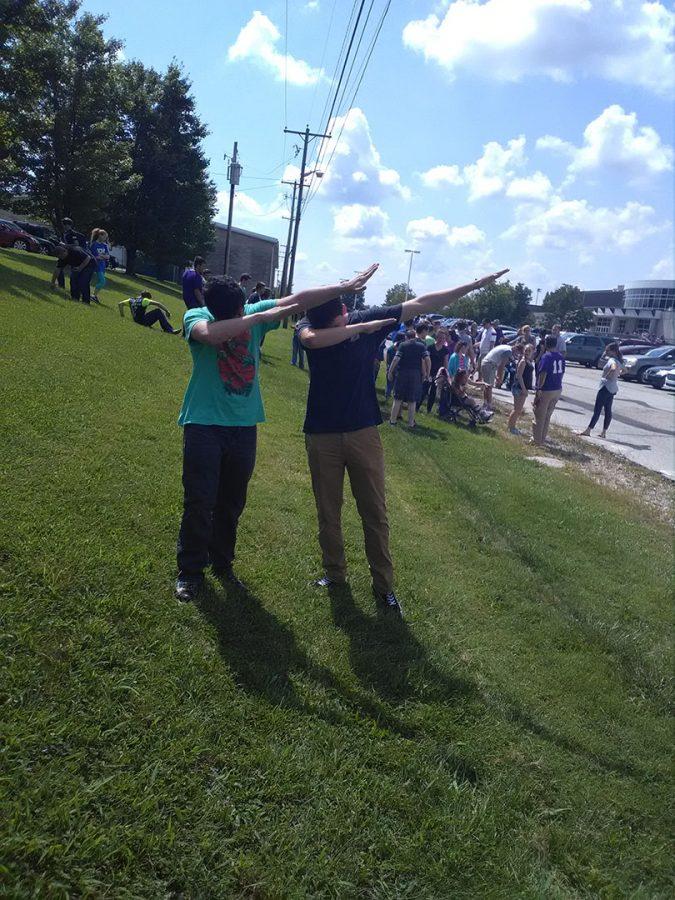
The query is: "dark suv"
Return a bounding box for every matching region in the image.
[564,333,606,368]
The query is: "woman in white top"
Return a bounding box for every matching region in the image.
[578,342,624,438]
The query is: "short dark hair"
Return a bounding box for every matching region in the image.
[140,290,152,299]
[255,281,265,291]
[545,335,557,349]
[416,323,430,335]
[483,318,491,326]
[204,276,245,320]
[240,272,251,282]
[307,297,343,329]
[393,332,406,344]
[193,256,205,267]
[62,217,73,225]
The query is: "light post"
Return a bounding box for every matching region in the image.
[404,248,420,299]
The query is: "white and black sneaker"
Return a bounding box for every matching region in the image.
[174,577,202,603]
[312,576,344,588]
[373,588,403,617]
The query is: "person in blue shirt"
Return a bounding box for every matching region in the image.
[531,334,566,446]
[89,228,110,303]
[175,264,379,603]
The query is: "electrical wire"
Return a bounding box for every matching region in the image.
[302,0,391,212]
[307,0,339,124]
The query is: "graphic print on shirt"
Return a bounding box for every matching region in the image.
[217,332,256,396]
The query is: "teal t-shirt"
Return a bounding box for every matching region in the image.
[178,301,279,427]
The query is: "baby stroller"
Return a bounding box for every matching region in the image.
[437,370,493,427]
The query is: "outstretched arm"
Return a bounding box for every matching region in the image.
[118,299,131,317]
[277,263,379,311]
[401,269,509,320]
[299,317,397,350]
[190,303,303,346]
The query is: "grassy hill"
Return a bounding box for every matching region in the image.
[1,248,672,897]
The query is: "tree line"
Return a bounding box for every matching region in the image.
[385,281,593,330]
[0,0,216,275]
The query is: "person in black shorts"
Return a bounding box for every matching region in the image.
[388,328,430,428]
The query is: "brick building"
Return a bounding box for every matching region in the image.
[205,223,279,289]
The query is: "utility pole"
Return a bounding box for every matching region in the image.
[404,248,420,299]
[284,124,331,295]
[279,180,298,297]
[223,141,242,276]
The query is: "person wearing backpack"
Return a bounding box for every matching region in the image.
[118,291,180,334]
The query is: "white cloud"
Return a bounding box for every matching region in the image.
[407,216,486,247]
[333,204,388,239]
[651,255,674,278]
[536,104,674,181]
[419,164,464,188]
[310,108,410,204]
[402,0,675,95]
[463,136,526,200]
[228,11,324,86]
[505,171,553,200]
[304,1,320,10]
[503,196,667,262]
[216,190,286,230]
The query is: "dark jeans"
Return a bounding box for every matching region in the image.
[138,308,174,332]
[71,263,95,303]
[419,379,437,411]
[589,386,614,431]
[291,331,305,369]
[177,424,257,578]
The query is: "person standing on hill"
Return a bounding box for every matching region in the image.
[531,334,565,446]
[175,264,380,603]
[50,243,96,303]
[297,268,508,616]
[89,228,110,303]
[388,328,431,428]
[182,257,206,309]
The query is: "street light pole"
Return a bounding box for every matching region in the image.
[404,248,420,299]
[223,141,242,276]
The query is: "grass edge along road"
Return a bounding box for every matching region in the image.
[1,250,672,898]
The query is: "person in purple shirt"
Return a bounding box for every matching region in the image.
[182,256,206,309]
[531,334,565,446]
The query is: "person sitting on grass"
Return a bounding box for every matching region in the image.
[118,291,180,334]
[296,268,508,617]
[451,370,494,423]
[388,328,430,429]
[175,265,380,604]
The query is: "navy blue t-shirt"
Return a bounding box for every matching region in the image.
[297,304,403,434]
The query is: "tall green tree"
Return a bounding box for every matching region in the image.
[542,284,585,328]
[110,63,216,275]
[450,280,532,324]
[385,283,415,306]
[0,1,129,229]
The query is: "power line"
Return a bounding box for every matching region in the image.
[307,0,339,124]
[303,0,391,212]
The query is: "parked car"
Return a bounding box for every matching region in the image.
[564,333,607,367]
[665,371,675,391]
[618,337,653,348]
[621,346,675,383]
[14,221,59,255]
[617,344,659,356]
[0,219,41,252]
[643,364,675,390]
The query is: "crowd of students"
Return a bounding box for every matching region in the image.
[378,317,571,446]
[49,220,111,305]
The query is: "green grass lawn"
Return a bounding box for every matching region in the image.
[1,249,672,898]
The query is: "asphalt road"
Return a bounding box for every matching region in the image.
[493,363,675,479]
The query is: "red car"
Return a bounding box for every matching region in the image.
[0,219,42,252]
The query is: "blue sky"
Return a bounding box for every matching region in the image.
[84,0,674,301]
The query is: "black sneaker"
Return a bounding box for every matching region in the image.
[373,588,403,617]
[312,575,343,588]
[212,566,245,590]
[175,578,202,603]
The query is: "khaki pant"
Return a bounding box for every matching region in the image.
[305,426,394,594]
[532,388,562,444]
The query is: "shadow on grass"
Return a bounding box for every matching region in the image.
[197,581,420,744]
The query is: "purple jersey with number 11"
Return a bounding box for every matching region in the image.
[539,351,565,391]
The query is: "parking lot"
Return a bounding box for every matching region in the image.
[494,362,675,478]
